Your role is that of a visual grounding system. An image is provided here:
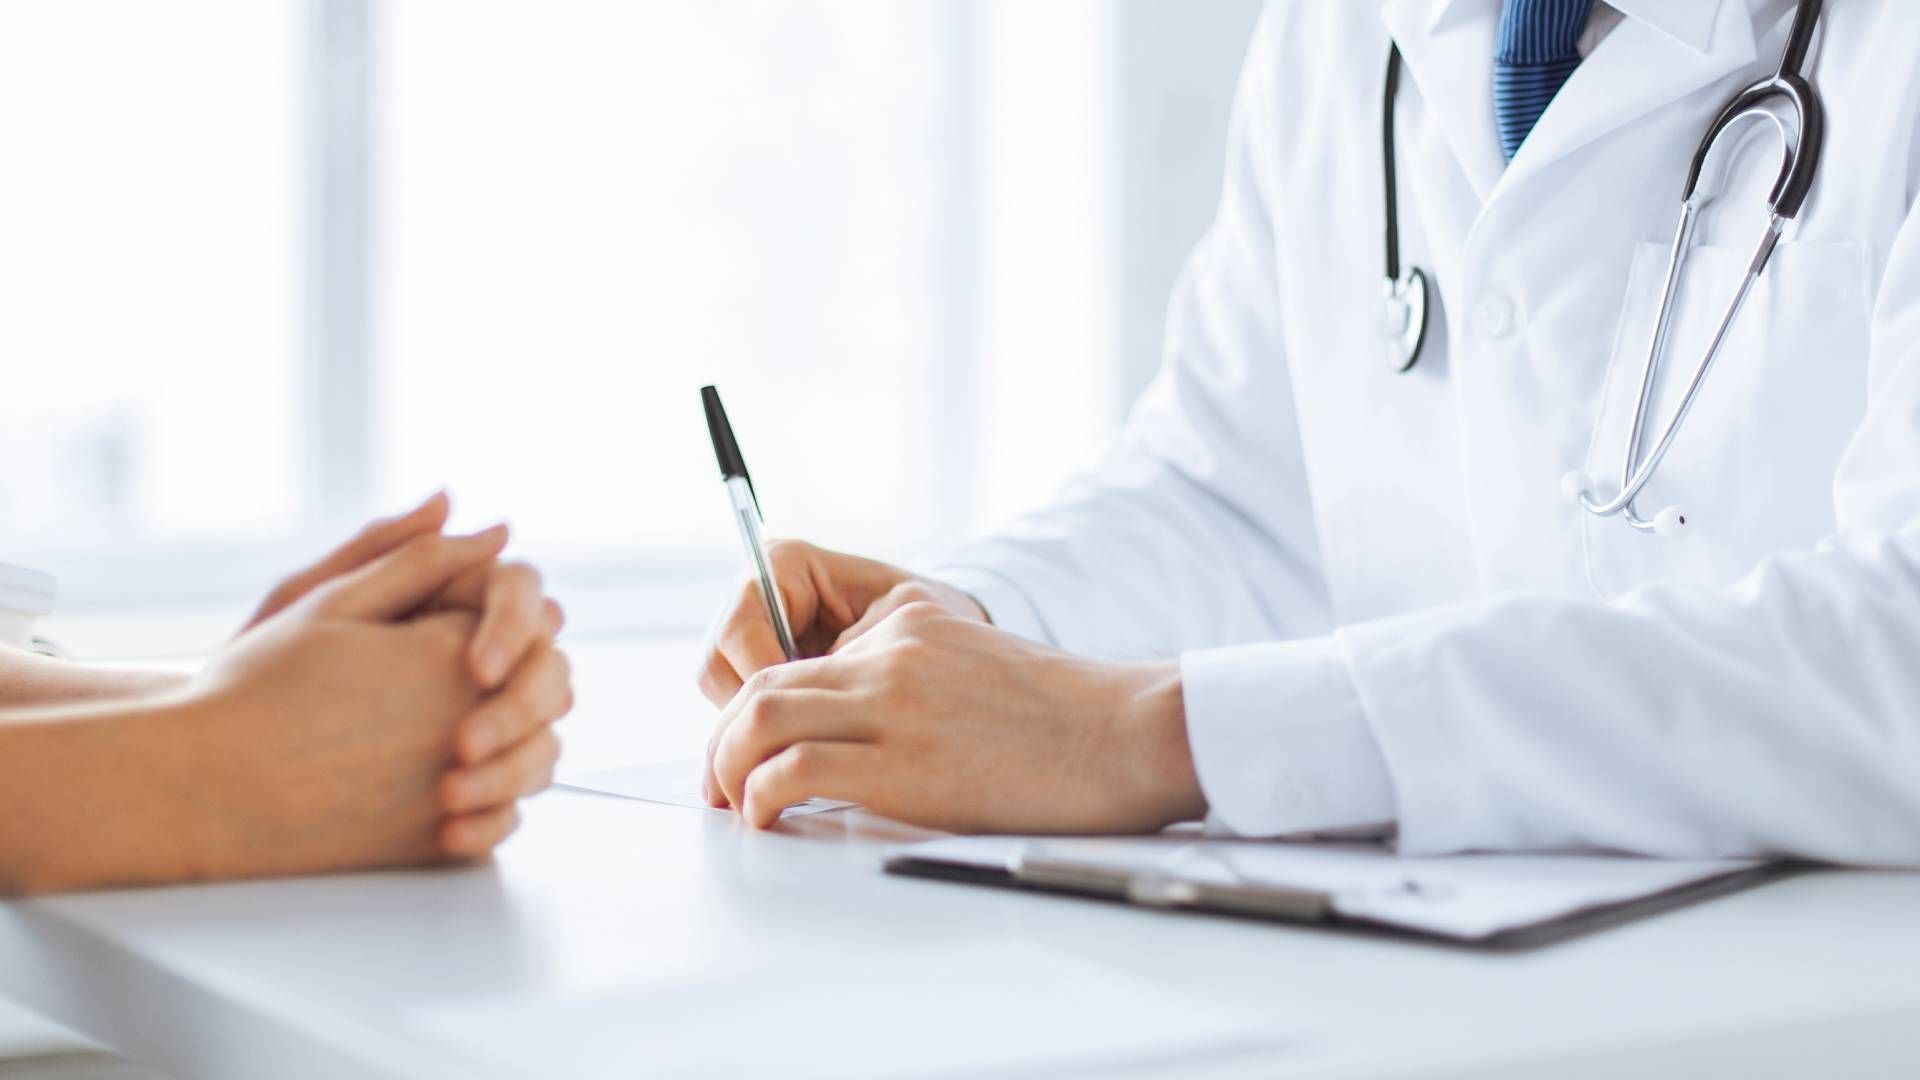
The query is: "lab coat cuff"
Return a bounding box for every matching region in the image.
[1335,612,1489,856]
[1180,638,1397,837]
[923,565,1056,646]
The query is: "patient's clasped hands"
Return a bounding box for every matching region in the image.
[0,492,570,894]
[202,491,571,875]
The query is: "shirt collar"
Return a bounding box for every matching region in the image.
[1427,0,1725,54]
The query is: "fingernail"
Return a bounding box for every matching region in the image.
[458,523,503,546]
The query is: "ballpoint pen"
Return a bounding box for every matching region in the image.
[701,385,799,661]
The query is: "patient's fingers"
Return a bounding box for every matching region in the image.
[440,804,524,859]
[315,527,509,623]
[424,560,561,689]
[441,728,563,814]
[470,562,555,688]
[438,561,567,688]
[245,492,450,629]
[454,646,574,765]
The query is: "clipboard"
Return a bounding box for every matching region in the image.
[885,835,1790,950]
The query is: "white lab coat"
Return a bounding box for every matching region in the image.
[930,0,1920,865]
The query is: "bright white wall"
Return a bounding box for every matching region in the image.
[2,0,1263,657]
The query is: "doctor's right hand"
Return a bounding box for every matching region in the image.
[698,542,984,806]
[697,541,987,708]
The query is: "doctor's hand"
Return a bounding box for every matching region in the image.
[705,603,1208,833]
[697,541,985,707]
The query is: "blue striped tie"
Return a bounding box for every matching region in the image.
[1493,0,1596,160]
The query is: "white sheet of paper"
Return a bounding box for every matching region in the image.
[560,758,854,818]
[415,939,1289,1078]
[901,835,1764,942]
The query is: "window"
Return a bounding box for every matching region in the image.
[0,1,303,552]
[4,0,1260,656]
[375,1,964,564]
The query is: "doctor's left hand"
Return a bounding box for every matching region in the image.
[706,603,1209,833]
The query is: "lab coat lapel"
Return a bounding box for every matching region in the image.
[1380,0,1507,204]
[1497,0,1758,195]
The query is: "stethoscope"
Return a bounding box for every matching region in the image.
[1380,0,1826,536]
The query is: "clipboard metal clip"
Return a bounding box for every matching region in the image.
[1009,853,1332,923]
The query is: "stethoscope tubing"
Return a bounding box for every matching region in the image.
[1383,44,1408,283]
[1379,0,1825,535]
[1381,46,1431,374]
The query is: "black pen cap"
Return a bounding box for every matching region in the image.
[701,385,750,482]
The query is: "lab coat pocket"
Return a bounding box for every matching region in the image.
[1580,238,1871,598]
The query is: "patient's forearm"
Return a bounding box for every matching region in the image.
[0,647,191,712]
[0,698,206,896]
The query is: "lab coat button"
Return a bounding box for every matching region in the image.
[1473,293,1517,339]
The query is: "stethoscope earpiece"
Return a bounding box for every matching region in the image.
[1561,472,1691,537]
[1560,471,1595,502]
[1651,506,1689,538]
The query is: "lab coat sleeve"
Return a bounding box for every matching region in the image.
[927,4,1334,663]
[1257,203,1920,866]
[1180,639,1397,835]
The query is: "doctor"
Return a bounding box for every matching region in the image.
[700,0,1920,863]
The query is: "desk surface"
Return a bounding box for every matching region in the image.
[3,637,1919,1079]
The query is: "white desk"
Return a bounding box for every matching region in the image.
[3,636,1919,1079]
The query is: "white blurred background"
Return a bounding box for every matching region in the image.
[0,0,1263,657]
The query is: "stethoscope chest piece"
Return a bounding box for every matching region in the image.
[1383,266,1429,373]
